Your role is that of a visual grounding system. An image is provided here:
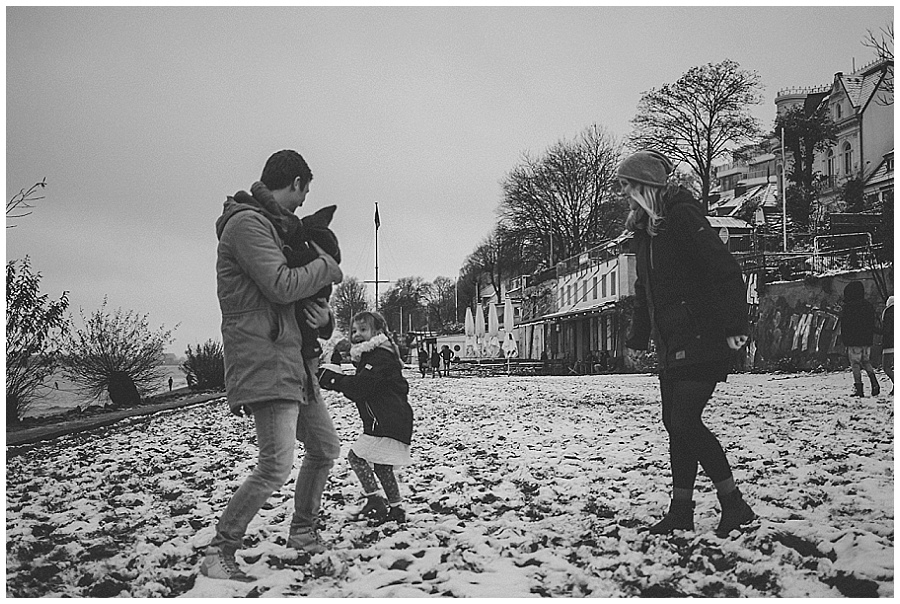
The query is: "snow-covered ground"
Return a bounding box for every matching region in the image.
[6,371,894,597]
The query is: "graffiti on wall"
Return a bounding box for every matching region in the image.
[756,302,841,363]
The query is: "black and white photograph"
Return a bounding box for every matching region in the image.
[6,4,894,598]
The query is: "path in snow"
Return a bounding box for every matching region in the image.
[6,371,894,597]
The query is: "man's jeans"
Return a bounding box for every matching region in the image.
[210,398,340,553]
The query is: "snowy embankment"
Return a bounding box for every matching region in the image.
[6,371,893,597]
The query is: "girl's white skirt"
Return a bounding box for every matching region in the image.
[351,434,412,466]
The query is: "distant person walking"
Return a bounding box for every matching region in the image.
[439,345,453,377]
[200,149,343,582]
[882,296,894,396]
[318,311,413,524]
[417,347,429,378]
[330,346,344,366]
[620,150,755,537]
[840,281,880,397]
[168,377,174,392]
[430,348,441,378]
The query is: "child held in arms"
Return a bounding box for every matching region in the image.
[318,311,414,524]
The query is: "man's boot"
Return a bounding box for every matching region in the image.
[851,382,864,397]
[716,488,756,537]
[869,375,880,396]
[645,499,694,534]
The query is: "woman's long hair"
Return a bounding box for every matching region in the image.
[624,181,679,236]
[352,310,403,361]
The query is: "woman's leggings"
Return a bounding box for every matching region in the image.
[347,449,402,505]
[659,378,733,491]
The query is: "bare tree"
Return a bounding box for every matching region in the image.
[862,22,894,105]
[628,59,764,212]
[425,275,458,332]
[499,124,625,266]
[7,178,47,228]
[62,298,175,407]
[331,277,370,334]
[378,277,432,333]
[463,228,514,305]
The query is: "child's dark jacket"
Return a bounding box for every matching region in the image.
[335,347,413,445]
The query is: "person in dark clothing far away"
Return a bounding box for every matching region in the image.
[840,281,881,397]
[430,349,441,378]
[620,150,755,538]
[417,346,429,378]
[168,377,173,391]
[330,346,343,366]
[439,345,453,377]
[318,311,413,525]
[882,296,894,396]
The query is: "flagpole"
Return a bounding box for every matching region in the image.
[374,202,380,306]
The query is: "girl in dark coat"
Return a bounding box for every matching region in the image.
[318,311,413,524]
[620,150,755,537]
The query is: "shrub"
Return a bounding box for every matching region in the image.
[6,257,69,423]
[181,340,225,391]
[63,298,175,407]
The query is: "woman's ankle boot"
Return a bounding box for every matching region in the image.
[646,499,694,534]
[716,488,755,536]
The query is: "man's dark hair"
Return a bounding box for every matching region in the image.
[260,149,313,191]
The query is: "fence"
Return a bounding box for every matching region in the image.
[734,242,885,283]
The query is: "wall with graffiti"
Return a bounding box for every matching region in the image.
[750,269,893,371]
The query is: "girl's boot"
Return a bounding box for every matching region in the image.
[353,494,388,522]
[716,488,756,536]
[646,499,694,534]
[869,375,880,396]
[385,505,406,524]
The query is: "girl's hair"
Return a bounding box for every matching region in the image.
[352,311,402,361]
[624,181,678,236]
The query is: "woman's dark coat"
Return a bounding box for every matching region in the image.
[626,187,748,376]
[335,347,413,444]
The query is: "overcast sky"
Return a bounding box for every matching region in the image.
[6,5,893,354]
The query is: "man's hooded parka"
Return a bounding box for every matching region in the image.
[215,191,342,412]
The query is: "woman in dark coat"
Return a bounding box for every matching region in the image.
[620,150,755,537]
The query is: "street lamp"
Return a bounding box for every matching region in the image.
[781,126,788,252]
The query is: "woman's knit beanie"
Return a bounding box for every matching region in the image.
[617,150,674,187]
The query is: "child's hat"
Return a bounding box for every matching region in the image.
[617,150,674,187]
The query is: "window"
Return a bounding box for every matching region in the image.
[835,103,842,119]
[827,150,835,178]
[601,274,607,298]
[593,277,598,299]
[610,271,616,296]
[842,142,853,174]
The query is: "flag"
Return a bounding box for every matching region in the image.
[374,204,381,230]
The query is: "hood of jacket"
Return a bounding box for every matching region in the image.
[216,196,256,240]
[844,281,865,302]
[663,186,701,212]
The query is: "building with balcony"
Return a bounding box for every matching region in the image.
[775,57,893,214]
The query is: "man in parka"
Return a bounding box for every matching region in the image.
[200,150,343,582]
